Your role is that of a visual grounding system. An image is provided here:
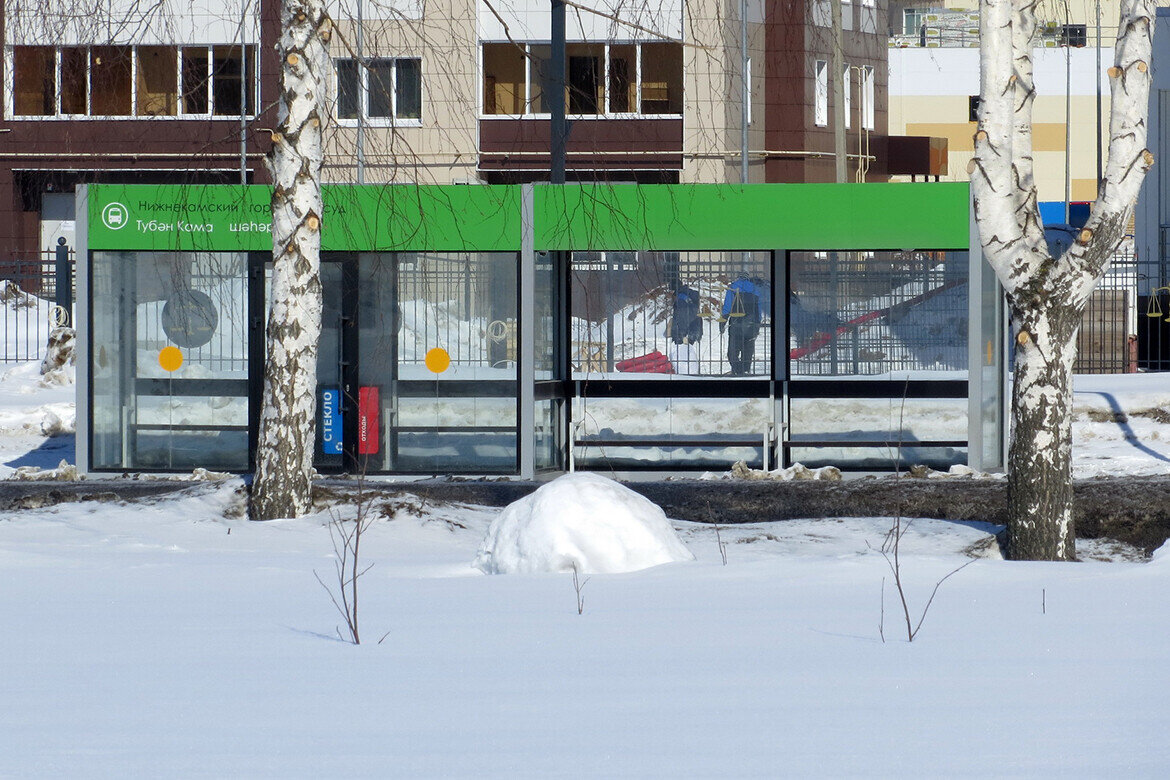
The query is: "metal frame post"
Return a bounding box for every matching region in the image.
[550,0,567,184]
[519,183,536,479]
[74,185,91,475]
[55,236,73,326]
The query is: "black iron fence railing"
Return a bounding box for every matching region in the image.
[0,244,75,363]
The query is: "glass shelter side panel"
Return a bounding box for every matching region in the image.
[978,252,1005,469]
[569,249,774,471]
[572,395,773,470]
[314,261,346,472]
[91,251,250,471]
[358,252,520,474]
[570,250,772,379]
[786,249,970,470]
[789,250,969,378]
[534,250,565,471]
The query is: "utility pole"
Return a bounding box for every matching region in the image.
[1095,0,1102,185]
[831,0,846,183]
[1064,6,1072,224]
[550,0,567,184]
[741,0,749,184]
[357,0,365,184]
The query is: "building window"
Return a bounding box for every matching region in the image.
[8,44,256,118]
[568,44,603,114]
[814,60,828,127]
[843,64,851,129]
[481,41,682,117]
[90,46,133,116]
[812,0,831,28]
[178,46,256,116]
[336,57,423,121]
[902,7,939,36]
[211,45,254,116]
[746,57,752,126]
[1060,24,1087,48]
[862,66,875,130]
[610,44,635,112]
[968,95,981,123]
[138,46,178,116]
[12,46,55,116]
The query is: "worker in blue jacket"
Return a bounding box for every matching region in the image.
[719,274,764,375]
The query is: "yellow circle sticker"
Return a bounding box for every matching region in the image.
[159,346,184,372]
[425,347,450,374]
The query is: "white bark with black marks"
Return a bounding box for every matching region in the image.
[972,0,1155,560]
[253,0,332,521]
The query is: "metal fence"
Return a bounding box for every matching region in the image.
[396,252,518,368]
[0,246,74,363]
[1078,250,1138,374]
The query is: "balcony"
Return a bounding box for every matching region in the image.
[478,117,683,172]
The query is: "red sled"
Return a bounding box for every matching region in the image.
[616,350,675,374]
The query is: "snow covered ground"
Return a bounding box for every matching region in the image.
[2,360,1170,776]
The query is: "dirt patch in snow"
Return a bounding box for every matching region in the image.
[349,475,1170,557]
[1131,407,1170,424]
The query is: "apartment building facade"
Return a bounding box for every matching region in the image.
[2,0,924,257]
[0,0,280,256]
[323,0,899,186]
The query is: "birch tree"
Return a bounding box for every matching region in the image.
[971,0,1155,560]
[252,0,333,520]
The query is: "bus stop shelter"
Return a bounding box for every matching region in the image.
[75,181,1004,478]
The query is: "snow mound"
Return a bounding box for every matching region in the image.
[474,473,694,574]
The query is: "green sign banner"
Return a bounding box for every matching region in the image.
[535,182,971,251]
[87,184,523,252]
[88,181,970,254]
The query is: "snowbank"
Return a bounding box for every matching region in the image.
[474,473,694,574]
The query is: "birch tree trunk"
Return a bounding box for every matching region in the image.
[972,0,1155,559]
[252,0,332,521]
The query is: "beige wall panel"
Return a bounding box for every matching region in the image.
[324,0,480,184]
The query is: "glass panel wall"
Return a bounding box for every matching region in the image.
[571,250,772,379]
[789,250,968,377]
[354,252,519,474]
[787,397,968,470]
[785,249,970,470]
[534,251,564,471]
[976,250,1005,469]
[315,262,346,472]
[572,396,772,470]
[91,251,250,471]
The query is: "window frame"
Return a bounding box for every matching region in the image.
[1060,24,1088,48]
[479,40,683,120]
[333,55,424,126]
[6,43,258,120]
